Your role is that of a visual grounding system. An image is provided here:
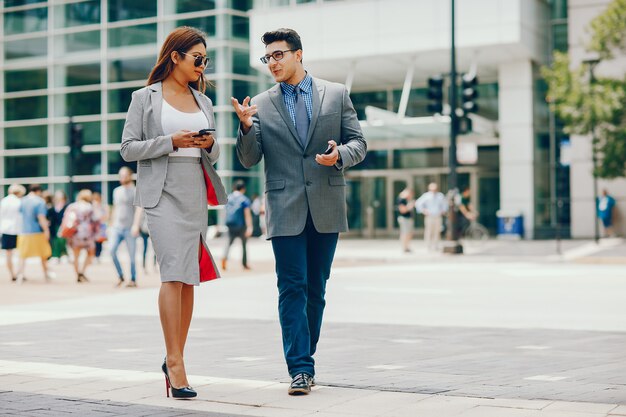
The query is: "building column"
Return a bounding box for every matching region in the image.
[498,60,535,238]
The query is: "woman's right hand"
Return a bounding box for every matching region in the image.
[171,130,197,149]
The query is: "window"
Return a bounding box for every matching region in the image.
[108,120,125,144]
[59,63,101,87]
[176,0,217,13]
[350,91,388,120]
[5,155,47,178]
[5,96,47,121]
[228,0,252,10]
[393,149,443,169]
[56,1,101,28]
[108,88,135,114]
[4,125,47,149]
[177,16,216,37]
[5,36,47,60]
[5,68,47,92]
[233,49,253,75]
[109,57,155,82]
[231,15,248,40]
[108,23,157,48]
[56,91,101,117]
[108,1,157,22]
[73,152,102,175]
[4,7,47,35]
[55,30,100,55]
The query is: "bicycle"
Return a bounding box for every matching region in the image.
[462,219,489,241]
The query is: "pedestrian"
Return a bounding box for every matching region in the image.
[16,184,55,283]
[415,182,448,251]
[136,207,157,273]
[221,180,253,270]
[64,189,99,283]
[232,28,367,395]
[396,187,414,253]
[1,184,26,282]
[598,189,616,237]
[109,166,142,287]
[48,190,69,262]
[91,191,109,261]
[457,186,477,231]
[250,193,264,237]
[120,26,227,399]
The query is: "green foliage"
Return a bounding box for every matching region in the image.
[542,0,626,178]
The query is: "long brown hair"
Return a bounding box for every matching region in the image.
[147,26,209,93]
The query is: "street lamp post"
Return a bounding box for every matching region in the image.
[583,58,601,244]
[443,0,463,254]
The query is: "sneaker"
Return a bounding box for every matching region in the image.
[126,281,137,288]
[45,271,57,281]
[221,259,227,270]
[77,273,89,283]
[288,373,313,396]
[115,277,125,287]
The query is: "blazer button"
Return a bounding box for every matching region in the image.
[306,180,312,186]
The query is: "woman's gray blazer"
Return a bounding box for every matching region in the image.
[120,82,227,208]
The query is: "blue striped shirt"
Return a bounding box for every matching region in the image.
[280,74,313,128]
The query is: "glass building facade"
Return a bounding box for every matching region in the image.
[0,0,266,210]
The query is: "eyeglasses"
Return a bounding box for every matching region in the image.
[180,52,209,67]
[260,49,296,64]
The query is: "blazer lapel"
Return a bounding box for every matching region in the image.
[305,79,326,150]
[149,82,165,136]
[268,84,301,148]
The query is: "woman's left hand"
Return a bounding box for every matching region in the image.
[193,134,215,149]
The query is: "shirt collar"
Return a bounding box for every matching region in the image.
[281,73,312,96]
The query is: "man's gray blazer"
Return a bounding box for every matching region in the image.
[237,77,367,239]
[120,82,227,208]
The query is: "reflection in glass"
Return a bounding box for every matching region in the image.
[55,30,100,55]
[233,49,253,75]
[73,152,102,176]
[4,125,47,149]
[4,37,47,60]
[58,1,101,28]
[177,16,216,38]
[5,68,47,92]
[5,96,47,121]
[109,57,154,82]
[5,155,47,178]
[4,7,47,35]
[176,0,216,13]
[62,63,101,87]
[108,88,135,114]
[108,0,157,21]
[231,15,248,40]
[109,24,157,47]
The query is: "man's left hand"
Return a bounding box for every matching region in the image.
[315,140,339,166]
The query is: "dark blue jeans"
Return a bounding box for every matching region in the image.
[271,215,338,378]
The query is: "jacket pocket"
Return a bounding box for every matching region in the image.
[328,176,346,186]
[139,160,152,167]
[265,179,286,192]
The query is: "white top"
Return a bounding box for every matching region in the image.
[162,99,207,158]
[0,194,22,235]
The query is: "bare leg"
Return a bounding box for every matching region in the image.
[159,282,189,388]
[6,249,15,279]
[82,249,95,275]
[180,284,194,353]
[72,248,81,278]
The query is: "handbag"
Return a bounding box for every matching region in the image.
[59,210,77,238]
[95,223,107,243]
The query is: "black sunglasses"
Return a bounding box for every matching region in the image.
[180,51,210,67]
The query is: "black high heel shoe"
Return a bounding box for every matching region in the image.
[162,358,197,398]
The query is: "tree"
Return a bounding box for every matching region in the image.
[542,0,626,178]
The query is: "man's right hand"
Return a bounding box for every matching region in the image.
[231,96,258,134]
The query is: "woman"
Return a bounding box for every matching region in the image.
[0,184,26,281]
[64,189,99,283]
[48,190,69,261]
[120,26,227,399]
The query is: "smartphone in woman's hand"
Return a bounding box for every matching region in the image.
[193,128,215,137]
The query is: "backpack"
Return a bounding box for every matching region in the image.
[225,193,247,227]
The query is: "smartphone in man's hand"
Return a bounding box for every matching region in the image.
[323,143,334,155]
[193,128,215,137]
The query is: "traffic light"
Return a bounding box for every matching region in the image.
[426,75,444,114]
[69,122,83,159]
[461,73,479,114]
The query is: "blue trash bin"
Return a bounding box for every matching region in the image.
[496,210,524,239]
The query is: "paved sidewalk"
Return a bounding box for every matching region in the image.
[1,237,625,416]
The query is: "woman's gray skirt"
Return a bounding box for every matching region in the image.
[145,157,219,285]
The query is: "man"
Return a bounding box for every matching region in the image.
[110,166,142,287]
[231,28,366,395]
[222,180,253,270]
[1,184,26,281]
[597,189,616,237]
[396,187,414,253]
[16,184,54,283]
[415,182,448,251]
